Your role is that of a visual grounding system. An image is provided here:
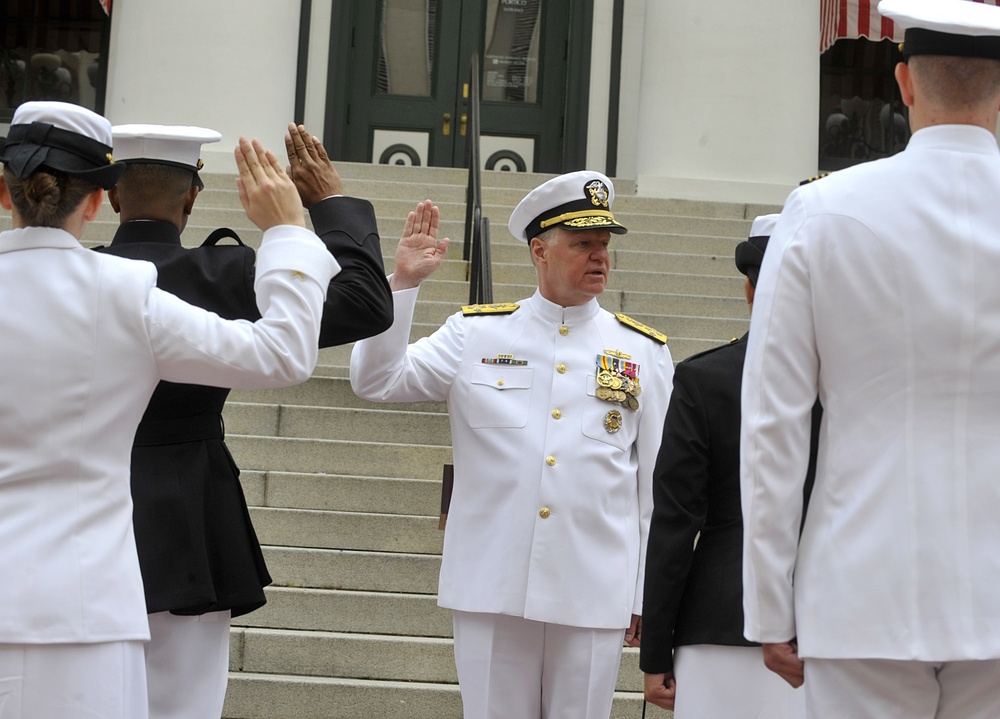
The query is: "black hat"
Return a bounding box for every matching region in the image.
[0,101,123,189]
[735,214,779,287]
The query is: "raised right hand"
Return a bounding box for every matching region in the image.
[235,136,306,231]
[390,199,449,291]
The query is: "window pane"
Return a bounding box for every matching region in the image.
[819,38,908,172]
[482,0,542,104]
[376,0,436,97]
[1,0,108,117]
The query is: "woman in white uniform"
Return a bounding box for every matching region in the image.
[0,101,338,719]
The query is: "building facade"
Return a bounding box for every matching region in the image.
[5,0,986,205]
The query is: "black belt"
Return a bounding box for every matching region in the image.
[133,414,223,446]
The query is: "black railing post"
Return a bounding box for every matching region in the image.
[462,53,492,305]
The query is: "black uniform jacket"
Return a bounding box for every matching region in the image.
[98,196,392,617]
[640,334,819,674]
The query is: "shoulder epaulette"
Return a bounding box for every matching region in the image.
[799,173,830,186]
[462,302,520,316]
[614,313,667,344]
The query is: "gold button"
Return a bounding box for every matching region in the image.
[556,363,567,374]
[551,409,562,419]
[559,325,569,336]
[539,507,551,519]
[546,456,556,466]
[497,379,505,386]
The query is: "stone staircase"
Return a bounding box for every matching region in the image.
[0,161,780,718]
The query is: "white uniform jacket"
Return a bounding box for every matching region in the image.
[742,124,1000,661]
[0,224,338,645]
[351,288,673,629]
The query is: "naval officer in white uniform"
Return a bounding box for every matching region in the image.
[350,173,673,719]
[741,1,1000,717]
[0,101,337,719]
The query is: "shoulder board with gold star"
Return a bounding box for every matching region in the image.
[799,173,830,186]
[462,302,520,316]
[614,313,667,344]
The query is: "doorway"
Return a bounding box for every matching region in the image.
[328,0,591,173]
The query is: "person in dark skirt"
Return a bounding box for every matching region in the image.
[100,122,392,719]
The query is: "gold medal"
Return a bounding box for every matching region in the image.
[604,409,623,433]
[597,371,614,388]
[610,376,623,390]
[596,387,615,401]
[615,390,626,402]
[627,395,639,411]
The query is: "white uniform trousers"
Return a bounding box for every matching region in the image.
[672,645,806,719]
[0,640,147,719]
[145,610,231,719]
[452,610,625,719]
[804,657,1000,719]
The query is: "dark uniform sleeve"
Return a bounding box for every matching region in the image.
[640,363,710,675]
[308,196,394,347]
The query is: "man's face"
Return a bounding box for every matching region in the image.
[532,227,612,307]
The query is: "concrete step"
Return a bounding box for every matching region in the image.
[261,546,440,594]
[231,628,458,683]
[225,403,452,445]
[222,672,670,719]
[623,291,747,318]
[234,586,452,638]
[230,627,653,693]
[199,160,775,218]
[249,507,442,555]
[226,435,452,480]
[242,471,442,517]
[223,673,463,719]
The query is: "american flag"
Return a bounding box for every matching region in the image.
[821,0,1000,53]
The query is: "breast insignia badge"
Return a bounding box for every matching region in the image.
[482,353,528,365]
[604,409,623,434]
[594,353,641,411]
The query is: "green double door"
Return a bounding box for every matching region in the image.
[334,0,590,173]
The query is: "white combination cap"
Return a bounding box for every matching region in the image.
[749,214,780,238]
[0,101,121,188]
[13,100,113,145]
[735,213,781,285]
[879,0,1000,58]
[508,170,628,244]
[112,124,222,172]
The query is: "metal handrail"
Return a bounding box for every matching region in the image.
[463,53,492,304]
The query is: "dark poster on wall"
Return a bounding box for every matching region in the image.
[483,0,541,103]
